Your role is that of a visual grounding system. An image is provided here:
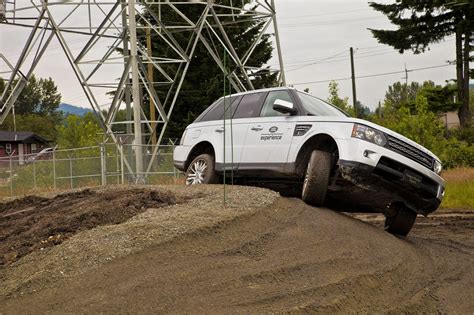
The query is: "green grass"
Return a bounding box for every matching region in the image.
[441,168,474,210]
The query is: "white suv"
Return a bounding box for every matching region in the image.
[173,87,445,236]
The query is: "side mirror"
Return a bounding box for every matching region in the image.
[273,99,297,115]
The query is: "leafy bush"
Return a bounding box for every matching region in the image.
[373,95,474,169]
[437,139,474,169]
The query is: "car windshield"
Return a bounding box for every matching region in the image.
[297,92,348,117]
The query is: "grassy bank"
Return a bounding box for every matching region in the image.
[441,168,474,210]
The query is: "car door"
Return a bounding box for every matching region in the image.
[239,90,299,172]
[197,95,247,171]
[214,91,267,171]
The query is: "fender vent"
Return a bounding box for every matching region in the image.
[294,124,312,136]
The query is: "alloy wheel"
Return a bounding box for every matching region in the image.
[186,159,208,185]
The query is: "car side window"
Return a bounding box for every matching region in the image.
[260,90,294,117]
[233,92,267,119]
[222,95,243,119]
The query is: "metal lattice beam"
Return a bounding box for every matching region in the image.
[0,0,286,181]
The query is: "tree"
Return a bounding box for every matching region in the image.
[355,101,372,119]
[140,1,277,138]
[0,75,61,115]
[383,80,459,113]
[369,1,473,127]
[384,81,422,109]
[0,75,62,140]
[327,81,352,115]
[419,82,459,113]
[57,113,103,149]
[2,114,59,141]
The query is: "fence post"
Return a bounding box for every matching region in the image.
[33,158,37,189]
[115,144,120,184]
[120,143,125,185]
[69,154,73,189]
[53,150,57,189]
[171,140,177,182]
[9,156,13,197]
[100,144,106,186]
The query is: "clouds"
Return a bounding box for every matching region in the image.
[0,0,458,111]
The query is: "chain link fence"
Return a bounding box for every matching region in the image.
[0,140,182,198]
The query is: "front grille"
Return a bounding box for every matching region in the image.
[386,135,434,170]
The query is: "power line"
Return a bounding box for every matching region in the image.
[268,38,455,70]
[278,9,368,20]
[291,64,454,86]
[280,16,383,28]
[286,50,347,72]
[285,49,396,71]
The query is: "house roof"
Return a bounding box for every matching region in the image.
[0,131,50,143]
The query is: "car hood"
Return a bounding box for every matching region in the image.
[298,116,441,162]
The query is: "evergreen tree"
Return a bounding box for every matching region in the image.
[383,80,459,113]
[369,1,473,127]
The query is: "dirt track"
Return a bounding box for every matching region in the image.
[0,186,473,313]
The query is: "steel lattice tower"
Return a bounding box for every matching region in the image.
[0,0,286,181]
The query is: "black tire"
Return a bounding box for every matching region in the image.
[301,150,332,206]
[384,206,417,236]
[185,153,219,185]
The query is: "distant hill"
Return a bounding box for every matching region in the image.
[58,103,92,116]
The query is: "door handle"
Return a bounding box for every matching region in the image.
[215,127,225,133]
[251,126,263,131]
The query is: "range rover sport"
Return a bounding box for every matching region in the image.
[173,87,445,236]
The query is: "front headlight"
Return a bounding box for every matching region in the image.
[433,160,442,174]
[351,124,387,147]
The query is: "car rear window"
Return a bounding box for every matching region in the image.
[196,95,242,122]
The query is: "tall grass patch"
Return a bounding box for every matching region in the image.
[441,168,474,210]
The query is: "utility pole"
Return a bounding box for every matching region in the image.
[350,47,357,117]
[404,63,408,85]
[404,63,409,104]
[127,0,144,181]
[146,27,157,146]
[12,103,16,131]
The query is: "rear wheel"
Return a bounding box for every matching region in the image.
[301,150,332,206]
[185,153,219,185]
[384,205,417,236]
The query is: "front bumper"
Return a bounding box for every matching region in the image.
[337,158,444,215]
[173,145,192,172]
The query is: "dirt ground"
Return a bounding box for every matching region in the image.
[0,185,473,313]
[0,188,178,266]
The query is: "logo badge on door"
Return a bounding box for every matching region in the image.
[269,126,278,133]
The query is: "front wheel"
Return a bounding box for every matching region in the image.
[384,205,417,236]
[301,150,332,206]
[185,153,219,185]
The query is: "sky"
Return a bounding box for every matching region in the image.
[0,0,466,111]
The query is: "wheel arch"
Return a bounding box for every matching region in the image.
[185,141,215,171]
[294,133,340,177]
